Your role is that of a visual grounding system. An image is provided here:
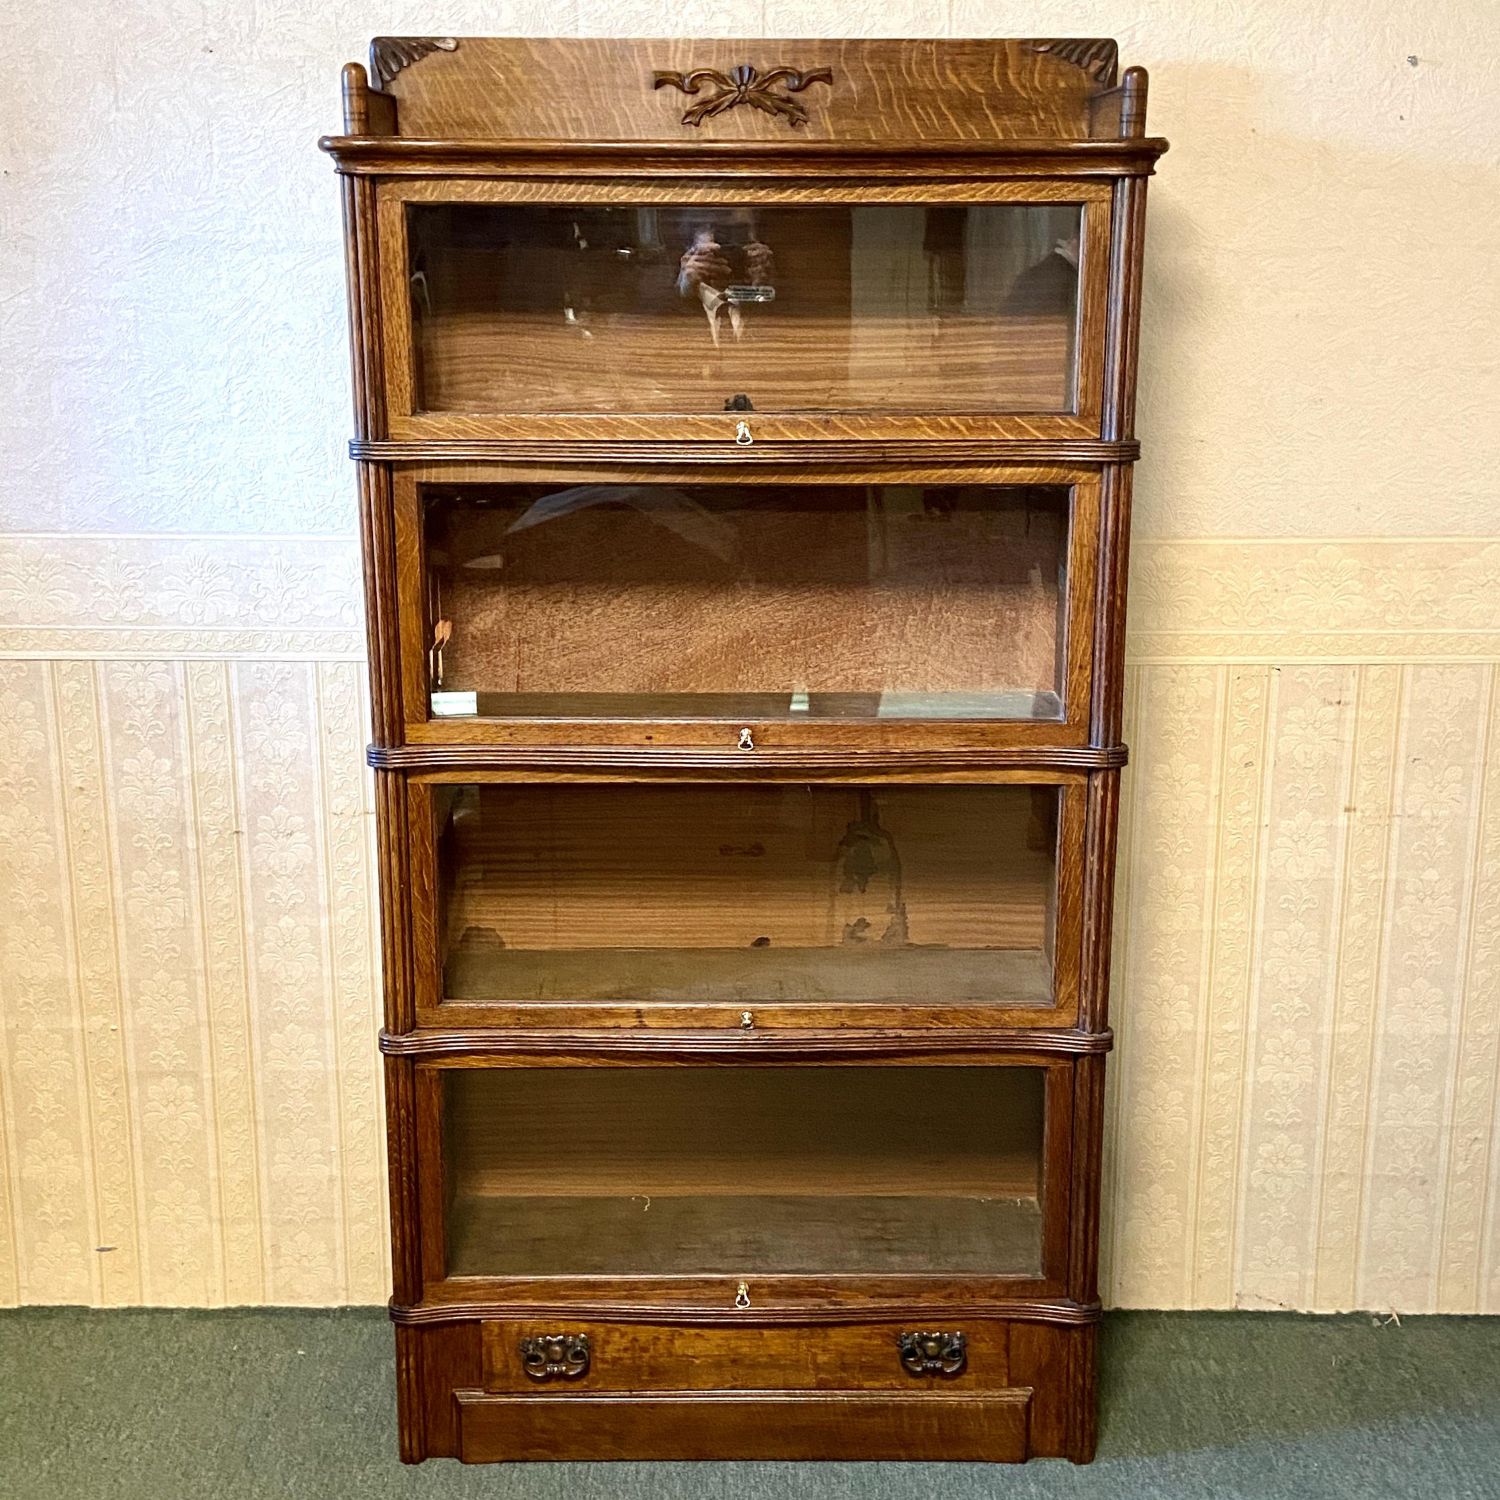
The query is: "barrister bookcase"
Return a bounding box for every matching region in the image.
[322,36,1164,1464]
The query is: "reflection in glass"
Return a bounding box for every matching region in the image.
[424,483,1070,722]
[443,1065,1047,1276]
[436,783,1060,1008]
[408,202,1082,414]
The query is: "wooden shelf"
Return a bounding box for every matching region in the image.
[434,689,1064,723]
[444,944,1053,1006]
[447,1192,1043,1277]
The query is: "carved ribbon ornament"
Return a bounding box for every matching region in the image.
[653,64,833,127]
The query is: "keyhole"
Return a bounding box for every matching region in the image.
[735,1281,751,1309]
[740,1010,754,1030]
[738,727,754,750]
[735,420,753,446]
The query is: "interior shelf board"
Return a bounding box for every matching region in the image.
[446,1192,1044,1278]
[441,689,1065,723]
[444,944,1054,1006]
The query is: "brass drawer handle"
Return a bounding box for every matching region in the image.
[520,1333,591,1380]
[898,1330,967,1377]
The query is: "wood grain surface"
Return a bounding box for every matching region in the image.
[453,1387,1033,1461]
[437,782,1059,963]
[369,38,1116,144]
[410,201,1079,414]
[374,178,1114,443]
[441,946,1054,1007]
[481,1316,1016,1390]
[447,1194,1044,1277]
[424,482,1068,706]
[443,1063,1045,1199]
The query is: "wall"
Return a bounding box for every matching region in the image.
[0,2,1496,1311]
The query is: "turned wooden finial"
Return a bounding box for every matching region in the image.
[1120,65,1149,137]
[341,61,370,133]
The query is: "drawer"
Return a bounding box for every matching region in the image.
[483,1318,1012,1392]
[455,1388,1032,1462]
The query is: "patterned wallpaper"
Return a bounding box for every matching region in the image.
[3,3,1498,1309]
[1,538,1497,1311]
[0,637,384,1306]
[1109,542,1500,1313]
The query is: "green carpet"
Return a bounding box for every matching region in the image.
[1,1309,1497,1498]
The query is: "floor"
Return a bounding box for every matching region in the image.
[1,1309,1496,1499]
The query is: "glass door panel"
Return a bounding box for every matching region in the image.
[407,202,1082,416]
[435,783,1060,1010]
[442,1065,1047,1277]
[422,482,1070,724]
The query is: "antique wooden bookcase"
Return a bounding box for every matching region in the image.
[322,36,1163,1464]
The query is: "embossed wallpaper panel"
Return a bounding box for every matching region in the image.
[0,656,385,1304]
[2,4,1499,1310]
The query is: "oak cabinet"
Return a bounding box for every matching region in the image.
[323,33,1163,1464]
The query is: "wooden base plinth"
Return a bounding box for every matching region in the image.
[392,1313,1098,1464]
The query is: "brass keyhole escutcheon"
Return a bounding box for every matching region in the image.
[738,727,754,750]
[735,419,753,445]
[735,1281,751,1309]
[740,1010,754,1030]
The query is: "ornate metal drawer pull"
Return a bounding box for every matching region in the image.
[898,1330,967,1377]
[520,1333,591,1380]
[653,65,833,128]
